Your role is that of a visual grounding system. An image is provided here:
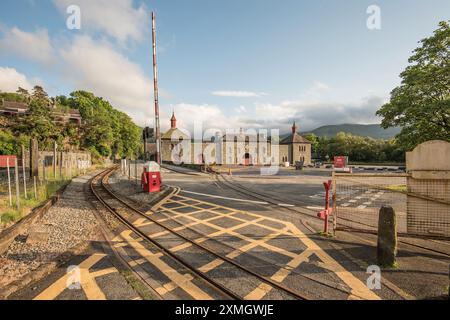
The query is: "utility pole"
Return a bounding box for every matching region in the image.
[152,11,162,164]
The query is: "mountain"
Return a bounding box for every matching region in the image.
[302,124,401,140]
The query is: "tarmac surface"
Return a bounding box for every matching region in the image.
[7,165,449,300]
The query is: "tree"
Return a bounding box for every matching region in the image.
[14,98,59,148]
[16,87,30,98]
[376,21,450,150]
[32,85,49,102]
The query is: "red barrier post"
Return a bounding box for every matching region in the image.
[317,180,332,234]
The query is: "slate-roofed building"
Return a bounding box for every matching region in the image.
[160,112,312,166]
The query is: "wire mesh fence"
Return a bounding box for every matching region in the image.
[333,173,450,238]
[333,174,408,233]
[0,152,92,227]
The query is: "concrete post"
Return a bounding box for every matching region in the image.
[377,206,397,267]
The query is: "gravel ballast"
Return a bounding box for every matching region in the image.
[0,173,101,288]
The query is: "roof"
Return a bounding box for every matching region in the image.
[280,133,311,145]
[161,128,190,140]
[0,101,29,112]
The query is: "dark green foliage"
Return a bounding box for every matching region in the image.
[63,91,142,159]
[377,21,450,151]
[1,87,143,159]
[307,132,405,163]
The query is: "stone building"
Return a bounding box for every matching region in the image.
[161,113,311,166]
[0,99,82,125]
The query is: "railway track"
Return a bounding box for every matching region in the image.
[91,167,310,300]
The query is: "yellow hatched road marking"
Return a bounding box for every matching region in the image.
[34,253,109,300]
[120,230,213,300]
[170,195,380,300]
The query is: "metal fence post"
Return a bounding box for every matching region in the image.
[128,159,131,180]
[14,158,21,211]
[135,158,138,185]
[6,157,12,207]
[332,171,337,234]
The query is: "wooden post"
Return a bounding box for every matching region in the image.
[33,176,37,200]
[59,152,63,180]
[21,145,28,199]
[53,141,57,179]
[14,158,20,211]
[29,139,39,178]
[6,157,12,207]
[69,155,72,178]
[42,160,46,183]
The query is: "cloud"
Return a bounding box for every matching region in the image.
[53,0,149,43]
[162,103,252,135]
[250,95,387,132]
[59,35,154,122]
[0,28,54,64]
[211,90,268,98]
[0,67,42,92]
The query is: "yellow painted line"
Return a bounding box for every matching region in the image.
[169,196,299,238]
[151,187,180,211]
[128,258,147,267]
[120,230,213,300]
[163,274,194,292]
[177,195,380,300]
[149,230,170,238]
[155,286,168,296]
[271,250,313,283]
[286,222,380,300]
[90,267,118,278]
[170,242,192,253]
[34,253,107,300]
[134,218,154,227]
[162,207,298,260]
[198,259,223,273]
[158,209,208,223]
[245,283,273,300]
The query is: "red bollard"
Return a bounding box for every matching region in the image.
[317,180,333,234]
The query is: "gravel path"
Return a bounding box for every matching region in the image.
[107,171,168,205]
[0,173,101,288]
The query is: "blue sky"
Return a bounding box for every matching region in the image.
[0,0,448,132]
